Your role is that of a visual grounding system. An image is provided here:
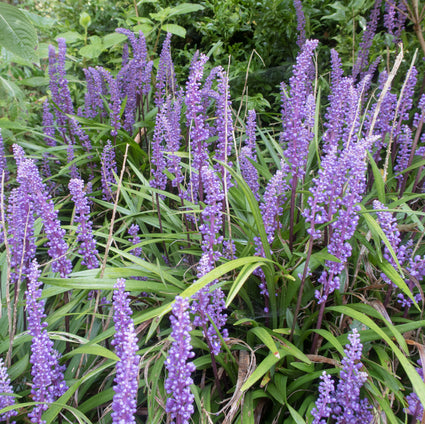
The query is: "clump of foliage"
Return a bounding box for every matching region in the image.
[1,1,425,423]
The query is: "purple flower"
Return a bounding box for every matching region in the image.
[311,329,372,424]
[240,110,259,200]
[26,260,67,424]
[384,1,406,43]
[83,67,105,119]
[69,178,99,269]
[111,279,140,424]
[352,0,382,80]
[213,68,234,188]
[111,278,140,424]
[333,329,372,423]
[165,296,196,424]
[128,224,142,257]
[191,167,228,355]
[0,358,17,422]
[101,140,117,201]
[373,200,421,308]
[259,166,289,245]
[313,137,374,303]
[280,39,318,179]
[151,101,170,193]
[116,29,153,133]
[184,52,210,205]
[155,33,177,107]
[7,186,36,283]
[97,67,122,137]
[293,0,306,48]
[13,145,72,277]
[311,371,335,424]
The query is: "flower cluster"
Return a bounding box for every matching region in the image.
[68,178,99,269]
[312,329,373,424]
[26,260,67,423]
[165,296,196,424]
[240,110,260,200]
[101,140,118,201]
[0,358,17,423]
[13,145,72,278]
[155,33,177,107]
[111,279,140,424]
[373,200,422,307]
[116,28,153,133]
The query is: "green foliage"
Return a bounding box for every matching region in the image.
[2,1,425,423]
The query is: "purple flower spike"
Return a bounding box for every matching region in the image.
[111,279,140,424]
[293,0,306,48]
[13,145,72,278]
[101,140,117,202]
[185,52,210,205]
[311,329,372,424]
[240,110,260,200]
[128,224,142,257]
[281,39,318,179]
[165,296,196,424]
[97,67,122,137]
[311,371,335,424]
[155,33,177,107]
[0,358,17,422]
[352,0,382,80]
[26,260,67,424]
[69,178,99,269]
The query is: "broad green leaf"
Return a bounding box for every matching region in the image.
[17,76,49,87]
[57,31,84,44]
[241,352,280,391]
[161,23,186,38]
[0,3,38,62]
[102,32,127,49]
[166,3,204,18]
[79,44,104,59]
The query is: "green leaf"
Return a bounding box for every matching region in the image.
[249,327,281,358]
[62,344,119,361]
[0,3,38,62]
[79,43,104,59]
[287,404,307,424]
[241,352,280,392]
[166,3,204,19]
[226,262,263,307]
[17,76,49,87]
[367,151,385,203]
[102,32,127,49]
[57,31,84,44]
[161,23,186,38]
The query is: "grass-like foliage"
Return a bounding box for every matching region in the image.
[1,2,425,423]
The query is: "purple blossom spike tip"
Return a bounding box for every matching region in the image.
[111,278,140,424]
[0,358,17,422]
[69,178,99,269]
[165,296,196,424]
[26,260,67,424]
